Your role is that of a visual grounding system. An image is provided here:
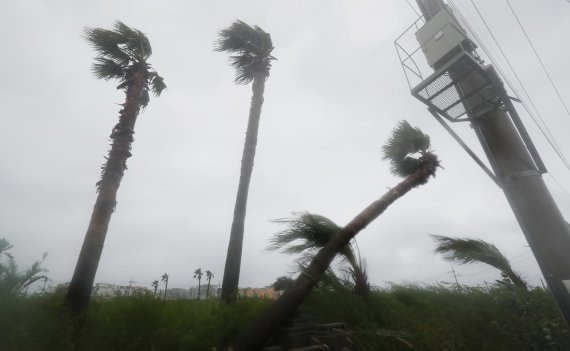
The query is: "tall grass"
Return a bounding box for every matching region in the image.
[2,283,569,350]
[301,283,570,350]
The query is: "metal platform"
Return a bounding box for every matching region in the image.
[411,51,499,122]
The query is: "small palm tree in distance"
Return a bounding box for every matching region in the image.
[161,273,169,301]
[205,270,214,298]
[151,280,159,297]
[194,268,203,300]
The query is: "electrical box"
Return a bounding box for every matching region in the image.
[415,5,475,68]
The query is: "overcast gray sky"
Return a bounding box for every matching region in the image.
[1,0,569,292]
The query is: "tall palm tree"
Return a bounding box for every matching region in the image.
[267,213,370,299]
[230,121,441,350]
[215,20,276,303]
[151,280,159,297]
[65,21,166,314]
[161,273,169,301]
[205,270,214,298]
[432,235,527,289]
[194,268,203,300]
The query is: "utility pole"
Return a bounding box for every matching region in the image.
[128,276,137,297]
[449,264,461,289]
[411,0,570,323]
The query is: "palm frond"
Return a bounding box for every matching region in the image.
[83,27,131,65]
[84,21,161,92]
[149,71,166,96]
[92,58,125,81]
[215,20,275,84]
[432,235,527,289]
[0,238,13,258]
[268,212,355,264]
[382,120,432,178]
[432,235,512,272]
[113,21,152,61]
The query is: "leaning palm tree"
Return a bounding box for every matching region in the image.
[151,280,159,297]
[230,121,441,350]
[432,235,527,289]
[215,20,276,303]
[205,270,214,298]
[268,213,370,299]
[194,268,203,300]
[64,21,166,314]
[161,273,169,301]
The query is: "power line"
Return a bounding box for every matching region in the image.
[547,173,570,199]
[451,0,570,168]
[465,0,568,167]
[505,0,570,121]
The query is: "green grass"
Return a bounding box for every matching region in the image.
[1,284,569,350]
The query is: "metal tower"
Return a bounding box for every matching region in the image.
[396,0,570,323]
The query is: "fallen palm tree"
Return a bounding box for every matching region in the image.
[229,120,441,350]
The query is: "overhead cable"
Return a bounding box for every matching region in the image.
[505,0,570,121]
[456,0,570,168]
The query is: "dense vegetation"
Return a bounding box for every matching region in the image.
[2,283,568,351]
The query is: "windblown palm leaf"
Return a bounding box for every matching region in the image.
[0,238,13,259]
[340,256,370,300]
[432,235,527,289]
[194,268,203,279]
[84,20,165,105]
[268,212,355,264]
[382,121,433,178]
[269,212,370,298]
[215,20,275,84]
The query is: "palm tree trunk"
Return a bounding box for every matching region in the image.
[229,156,439,350]
[65,68,147,314]
[206,278,211,298]
[505,268,527,290]
[164,279,168,301]
[198,277,201,300]
[221,72,267,303]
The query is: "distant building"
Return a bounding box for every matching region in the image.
[92,283,150,298]
[164,285,218,300]
[239,286,281,299]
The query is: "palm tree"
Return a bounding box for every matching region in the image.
[215,20,276,303]
[161,273,169,301]
[65,21,166,314]
[205,270,214,298]
[151,280,159,297]
[432,235,527,289]
[0,238,49,296]
[230,121,440,350]
[268,213,370,299]
[194,268,203,299]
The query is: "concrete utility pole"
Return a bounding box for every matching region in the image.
[413,0,570,323]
